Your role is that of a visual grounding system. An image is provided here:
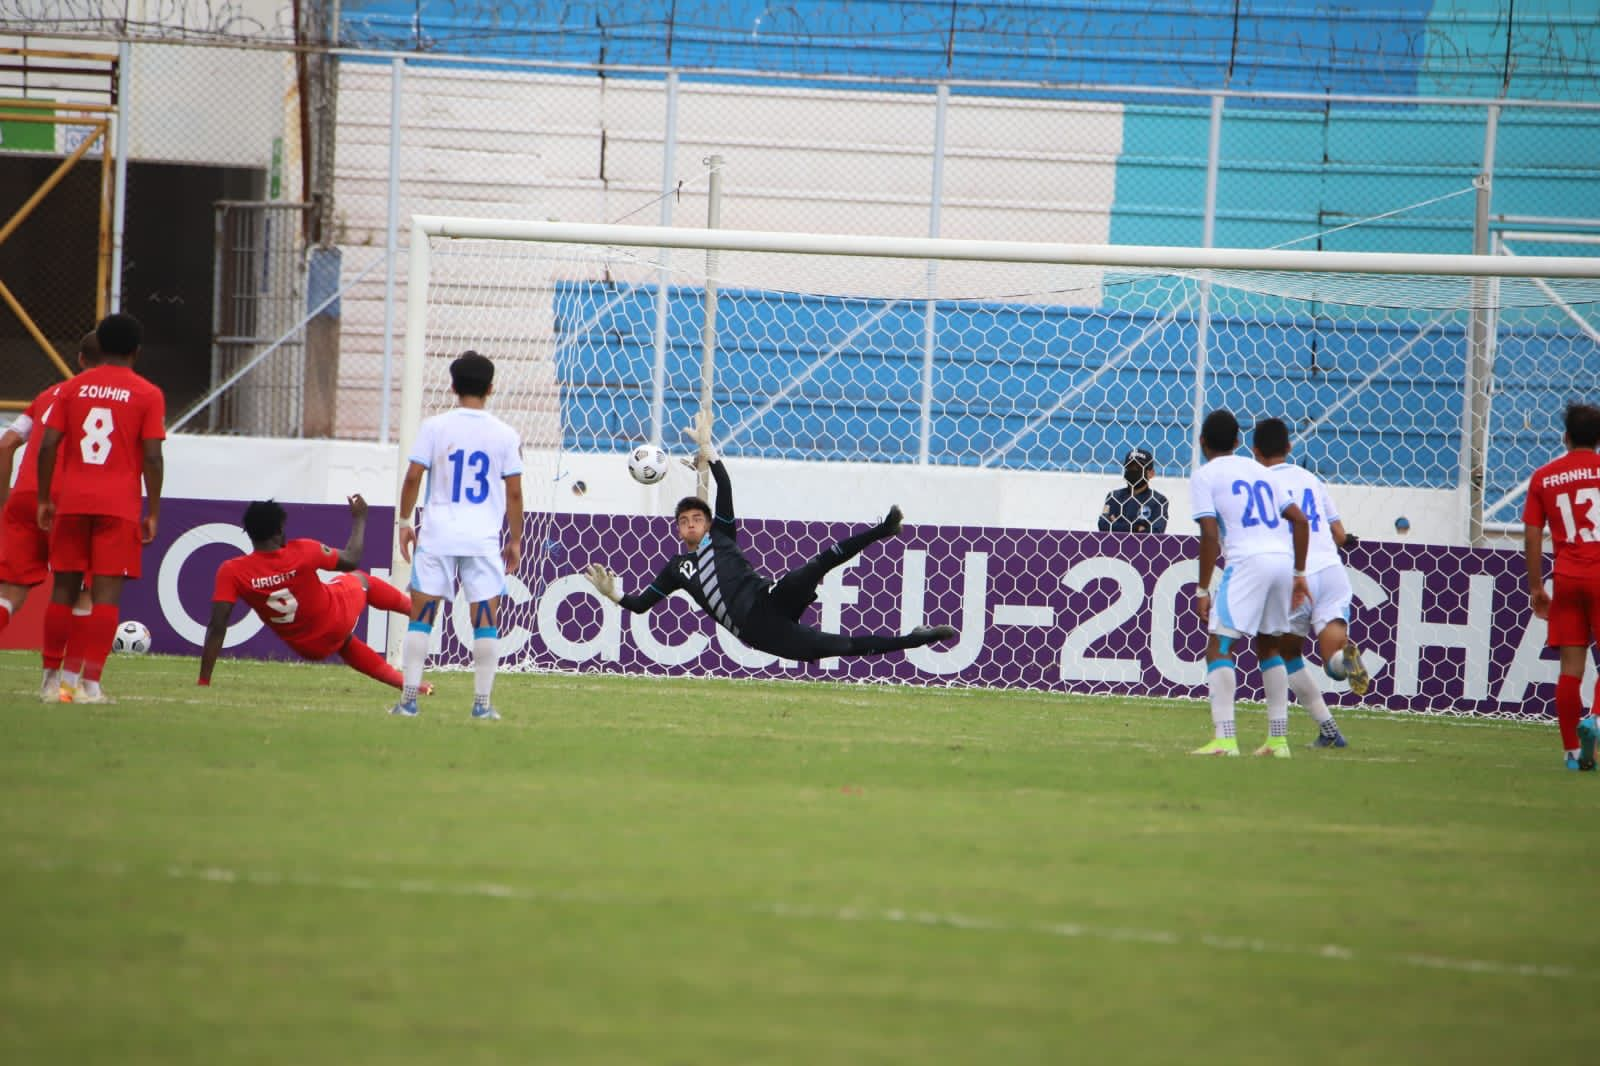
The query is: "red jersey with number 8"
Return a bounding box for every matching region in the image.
[40,364,166,521]
[1524,449,1600,578]
[213,539,366,659]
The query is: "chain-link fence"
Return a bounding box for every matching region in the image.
[3,6,1599,455]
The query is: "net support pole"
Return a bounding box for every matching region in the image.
[697,155,723,500]
[918,83,949,466]
[1462,102,1500,545]
[389,220,432,658]
[1190,93,1224,471]
[378,55,404,445]
[648,70,679,449]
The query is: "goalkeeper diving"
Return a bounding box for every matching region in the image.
[580,415,958,661]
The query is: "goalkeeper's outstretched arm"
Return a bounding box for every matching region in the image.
[583,558,687,613]
[709,459,736,528]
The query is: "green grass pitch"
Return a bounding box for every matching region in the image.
[0,648,1593,1064]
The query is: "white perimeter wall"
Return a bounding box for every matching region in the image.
[153,436,1466,546]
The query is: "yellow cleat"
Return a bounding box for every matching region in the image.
[1343,644,1371,697]
[1190,738,1240,756]
[1253,737,1292,759]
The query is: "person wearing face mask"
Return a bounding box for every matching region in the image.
[1098,447,1169,534]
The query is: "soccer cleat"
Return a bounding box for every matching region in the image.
[64,685,114,705]
[1308,733,1349,749]
[1253,737,1292,758]
[1190,738,1239,756]
[39,676,61,704]
[1566,754,1583,771]
[1342,643,1371,696]
[1578,715,1599,771]
[471,704,501,721]
[881,505,904,537]
[910,624,957,645]
[390,699,420,717]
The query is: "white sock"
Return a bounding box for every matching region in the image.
[80,679,101,697]
[1208,663,1237,739]
[62,669,82,689]
[401,627,430,703]
[1286,659,1334,724]
[1262,657,1289,738]
[473,636,498,706]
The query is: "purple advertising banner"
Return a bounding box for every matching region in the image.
[136,501,1565,718]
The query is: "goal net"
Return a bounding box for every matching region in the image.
[399,219,1600,719]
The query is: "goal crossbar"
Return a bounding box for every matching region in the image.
[412,216,1600,280]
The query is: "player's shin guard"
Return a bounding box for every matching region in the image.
[402,622,431,704]
[80,604,119,683]
[1260,655,1289,738]
[62,599,93,683]
[42,601,73,671]
[472,626,498,707]
[1556,673,1583,754]
[1207,658,1237,739]
[365,576,412,615]
[339,638,404,689]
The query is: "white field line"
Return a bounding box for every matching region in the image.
[16,856,1576,982]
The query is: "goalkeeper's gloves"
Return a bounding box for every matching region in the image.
[685,411,719,465]
[1342,533,1360,551]
[582,562,621,603]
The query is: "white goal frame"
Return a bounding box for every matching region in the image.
[397,214,1600,570]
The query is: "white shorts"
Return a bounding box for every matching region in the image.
[409,549,506,603]
[1287,564,1353,638]
[1209,554,1293,638]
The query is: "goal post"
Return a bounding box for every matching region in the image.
[395,216,1600,718]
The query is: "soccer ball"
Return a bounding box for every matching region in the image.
[628,444,670,485]
[112,620,152,655]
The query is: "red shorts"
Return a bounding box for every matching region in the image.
[0,490,48,586]
[284,573,366,660]
[49,513,143,580]
[1546,572,1600,648]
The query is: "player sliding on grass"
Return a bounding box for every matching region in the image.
[198,494,428,695]
[581,413,957,661]
[1190,409,1312,758]
[1253,417,1366,749]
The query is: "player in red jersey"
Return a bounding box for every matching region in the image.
[1523,402,1600,772]
[34,313,166,704]
[0,332,100,696]
[198,494,429,695]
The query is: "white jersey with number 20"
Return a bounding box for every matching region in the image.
[1189,453,1293,561]
[409,407,524,556]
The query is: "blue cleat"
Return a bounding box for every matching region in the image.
[390,700,420,717]
[1578,715,1599,771]
[1566,754,1583,771]
[471,704,500,721]
[1308,733,1348,749]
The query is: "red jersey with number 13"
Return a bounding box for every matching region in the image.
[1524,449,1600,578]
[40,364,166,521]
[213,539,364,659]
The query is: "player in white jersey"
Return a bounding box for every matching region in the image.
[1254,419,1368,751]
[1189,410,1311,758]
[391,351,525,720]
